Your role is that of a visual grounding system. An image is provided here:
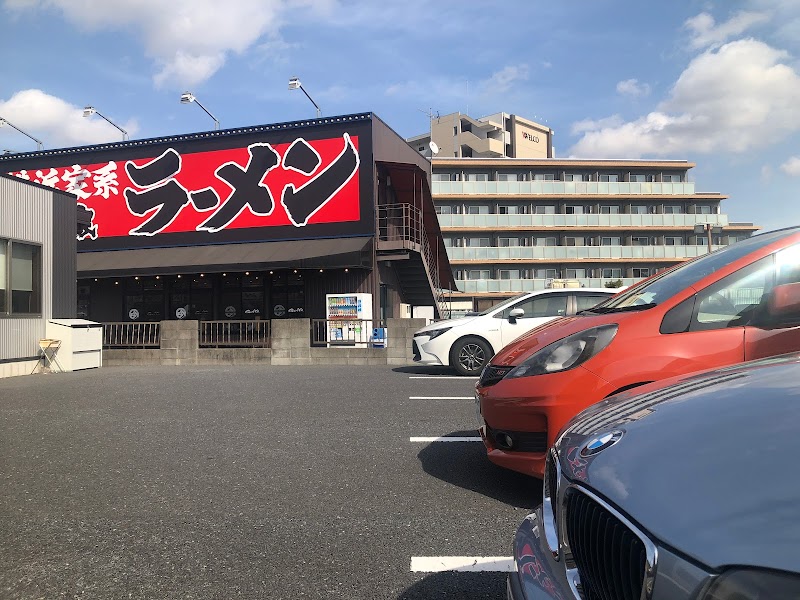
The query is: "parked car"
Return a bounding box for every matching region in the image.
[508,353,800,600]
[412,288,618,376]
[476,225,800,477]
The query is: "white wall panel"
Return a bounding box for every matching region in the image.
[0,177,54,361]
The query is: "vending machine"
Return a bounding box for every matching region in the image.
[326,293,372,347]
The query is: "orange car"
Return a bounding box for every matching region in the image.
[476,225,800,478]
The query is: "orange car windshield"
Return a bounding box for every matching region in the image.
[592,228,799,312]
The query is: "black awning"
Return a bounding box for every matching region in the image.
[77,236,374,277]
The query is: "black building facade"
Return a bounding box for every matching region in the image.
[0,113,454,323]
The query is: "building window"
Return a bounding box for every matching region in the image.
[565,205,584,215]
[533,237,557,247]
[498,204,526,215]
[497,173,525,182]
[632,268,651,278]
[564,173,590,182]
[631,236,650,246]
[467,270,490,280]
[629,174,647,182]
[533,173,555,180]
[665,236,683,245]
[630,205,648,214]
[662,174,682,182]
[435,205,452,214]
[565,268,586,279]
[467,237,490,247]
[499,270,520,280]
[498,237,522,247]
[0,239,42,316]
[466,205,490,215]
[599,205,621,214]
[432,173,450,182]
[694,205,713,214]
[599,174,620,182]
[600,237,621,246]
[663,205,683,214]
[564,236,585,246]
[442,237,454,247]
[465,173,489,181]
[535,268,558,279]
[533,205,556,214]
[602,268,622,278]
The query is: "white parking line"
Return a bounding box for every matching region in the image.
[409,436,481,442]
[409,396,473,400]
[410,556,516,573]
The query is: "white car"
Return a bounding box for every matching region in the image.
[412,288,618,376]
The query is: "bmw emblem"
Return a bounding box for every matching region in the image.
[580,431,624,457]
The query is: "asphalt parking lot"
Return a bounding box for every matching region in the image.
[1,365,542,599]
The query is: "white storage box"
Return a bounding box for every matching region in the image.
[45,319,103,371]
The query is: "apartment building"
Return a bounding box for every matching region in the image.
[408,112,759,313]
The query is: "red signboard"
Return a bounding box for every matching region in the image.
[9,133,361,242]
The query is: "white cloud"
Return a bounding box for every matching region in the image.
[4,0,337,88]
[685,10,771,50]
[616,78,651,98]
[569,39,800,158]
[0,89,138,149]
[480,64,530,93]
[570,115,624,136]
[780,156,800,175]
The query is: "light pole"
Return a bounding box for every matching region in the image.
[83,106,129,141]
[694,223,723,253]
[180,92,220,130]
[0,117,43,150]
[288,77,321,118]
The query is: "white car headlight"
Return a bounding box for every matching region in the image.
[504,325,618,380]
[421,326,451,341]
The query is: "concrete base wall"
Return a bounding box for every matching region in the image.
[0,358,40,379]
[102,318,429,367]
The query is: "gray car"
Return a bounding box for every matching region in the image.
[507,353,800,600]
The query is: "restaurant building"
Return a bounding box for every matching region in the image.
[0,113,454,325]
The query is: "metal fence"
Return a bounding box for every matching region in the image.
[103,322,161,348]
[199,320,271,348]
[311,319,387,347]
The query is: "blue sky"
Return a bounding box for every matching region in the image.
[1,0,799,232]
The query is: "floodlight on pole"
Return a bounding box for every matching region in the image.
[0,117,43,150]
[83,106,129,141]
[288,77,321,118]
[180,92,220,130]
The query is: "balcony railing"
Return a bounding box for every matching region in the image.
[199,320,271,348]
[103,322,160,348]
[447,245,722,261]
[433,180,697,196]
[437,213,729,229]
[452,278,640,293]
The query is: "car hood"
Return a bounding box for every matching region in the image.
[414,315,479,334]
[489,311,634,366]
[557,354,800,573]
